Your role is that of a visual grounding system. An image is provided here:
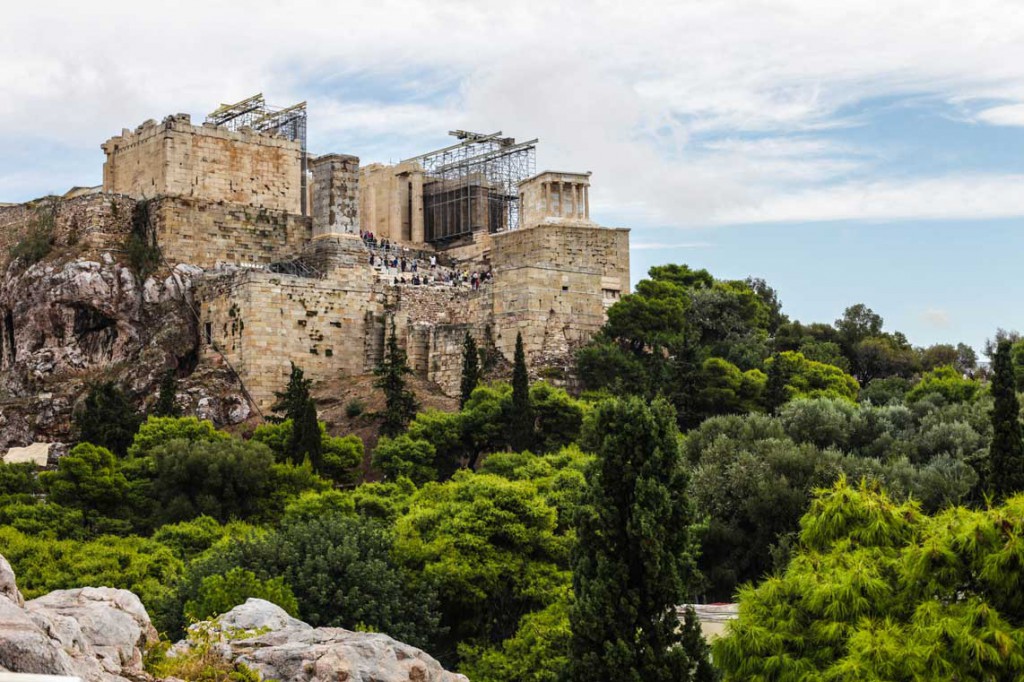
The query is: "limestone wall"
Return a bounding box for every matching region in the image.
[102,115,303,213]
[310,154,360,237]
[0,194,136,269]
[196,267,378,409]
[151,197,311,268]
[490,223,629,363]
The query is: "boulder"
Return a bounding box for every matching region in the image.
[2,442,53,466]
[0,554,157,682]
[176,599,468,682]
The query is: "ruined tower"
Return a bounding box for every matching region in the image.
[310,154,361,238]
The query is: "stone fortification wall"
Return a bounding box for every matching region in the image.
[0,194,136,269]
[490,222,630,363]
[102,115,303,213]
[196,267,378,409]
[150,197,311,269]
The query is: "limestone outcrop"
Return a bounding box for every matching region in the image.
[0,220,256,450]
[174,599,469,682]
[0,554,157,682]
[0,558,468,682]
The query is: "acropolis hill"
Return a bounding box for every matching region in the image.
[0,94,629,449]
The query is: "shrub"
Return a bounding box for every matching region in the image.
[345,398,366,418]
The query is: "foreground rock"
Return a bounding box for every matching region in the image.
[176,599,468,682]
[0,554,157,681]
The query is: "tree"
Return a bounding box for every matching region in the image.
[905,365,980,404]
[460,332,480,409]
[40,443,130,534]
[75,382,142,457]
[764,352,789,414]
[509,332,534,451]
[290,398,323,470]
[714,479,1024,680]
[128,416,230,458]
[567,397,710,681]
[988,339,1024,499]
[152,370,181,417]
[372,434,438,484]
[834,303,884,350]
[271,362,312,423]
[184,567,299,622]
[375,320,419,437]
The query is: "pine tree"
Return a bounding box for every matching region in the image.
[375,320,419,437]
[75,382,143,457]
[509,332,534,451]
[765,352,790,415]
[272,362,312,423]
[989,339,1024,498]
[152,369,181,417]
[567,396,710,682]
[460,332,480,409]
[291,397,323,470]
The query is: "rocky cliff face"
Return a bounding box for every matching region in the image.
[0,195,256,450]
[0,555,468,682]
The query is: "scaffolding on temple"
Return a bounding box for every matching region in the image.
[206,94,309,215]
[404,130,537,243]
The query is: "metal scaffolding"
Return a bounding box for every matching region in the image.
[206,94,309,215]
[404,130,537,243]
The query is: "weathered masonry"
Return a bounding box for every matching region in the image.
[4,94,630,410]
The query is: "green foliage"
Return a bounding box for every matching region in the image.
[395,470,570,664]
[184,567,298,622]
[40,443,130,534]
[693,357,765,418]
[906,364,981,404]
[0,461,40,496]
[0,526,182,628]
[252,419,362,484]
[271,362,312,423]
[989,339,1024,499]
[375,321,419,437]
[767,351,860,403]
[459,595,572,682]
[373,434,437,484]
[152,370,182,417]
[344,398,366,418]
[75,381,143,457]
[567,397,709,681]
[148,620,265,682]
[129,416,231,458]
[460,332,480,409]
[714,480,1024,680]
[291,398,323,470]
[147,438,315,525]
[509,332,534,452]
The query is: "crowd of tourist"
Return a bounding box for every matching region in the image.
[360,231,492,290]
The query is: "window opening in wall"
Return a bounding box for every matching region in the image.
[204,322,212,345]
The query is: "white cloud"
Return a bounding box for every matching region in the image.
[3,0,1024,223]
[716,174,1024,224]
[975,104,1024,127]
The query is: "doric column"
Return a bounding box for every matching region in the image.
[411,169,425,244]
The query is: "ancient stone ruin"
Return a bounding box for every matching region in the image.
[0,93,629,443]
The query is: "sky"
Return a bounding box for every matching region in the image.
[2,0,1024,352]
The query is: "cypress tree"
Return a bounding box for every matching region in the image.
[989,340,1024,498]
[460,332,480,409]
[75,381,142,457]
[509,332,534,451]
[765,352,789,415]
[152,369,181,417]
[375,320,419,437]
[272,362,312,423]
[290,397,323,470]
[567,396,710,682]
